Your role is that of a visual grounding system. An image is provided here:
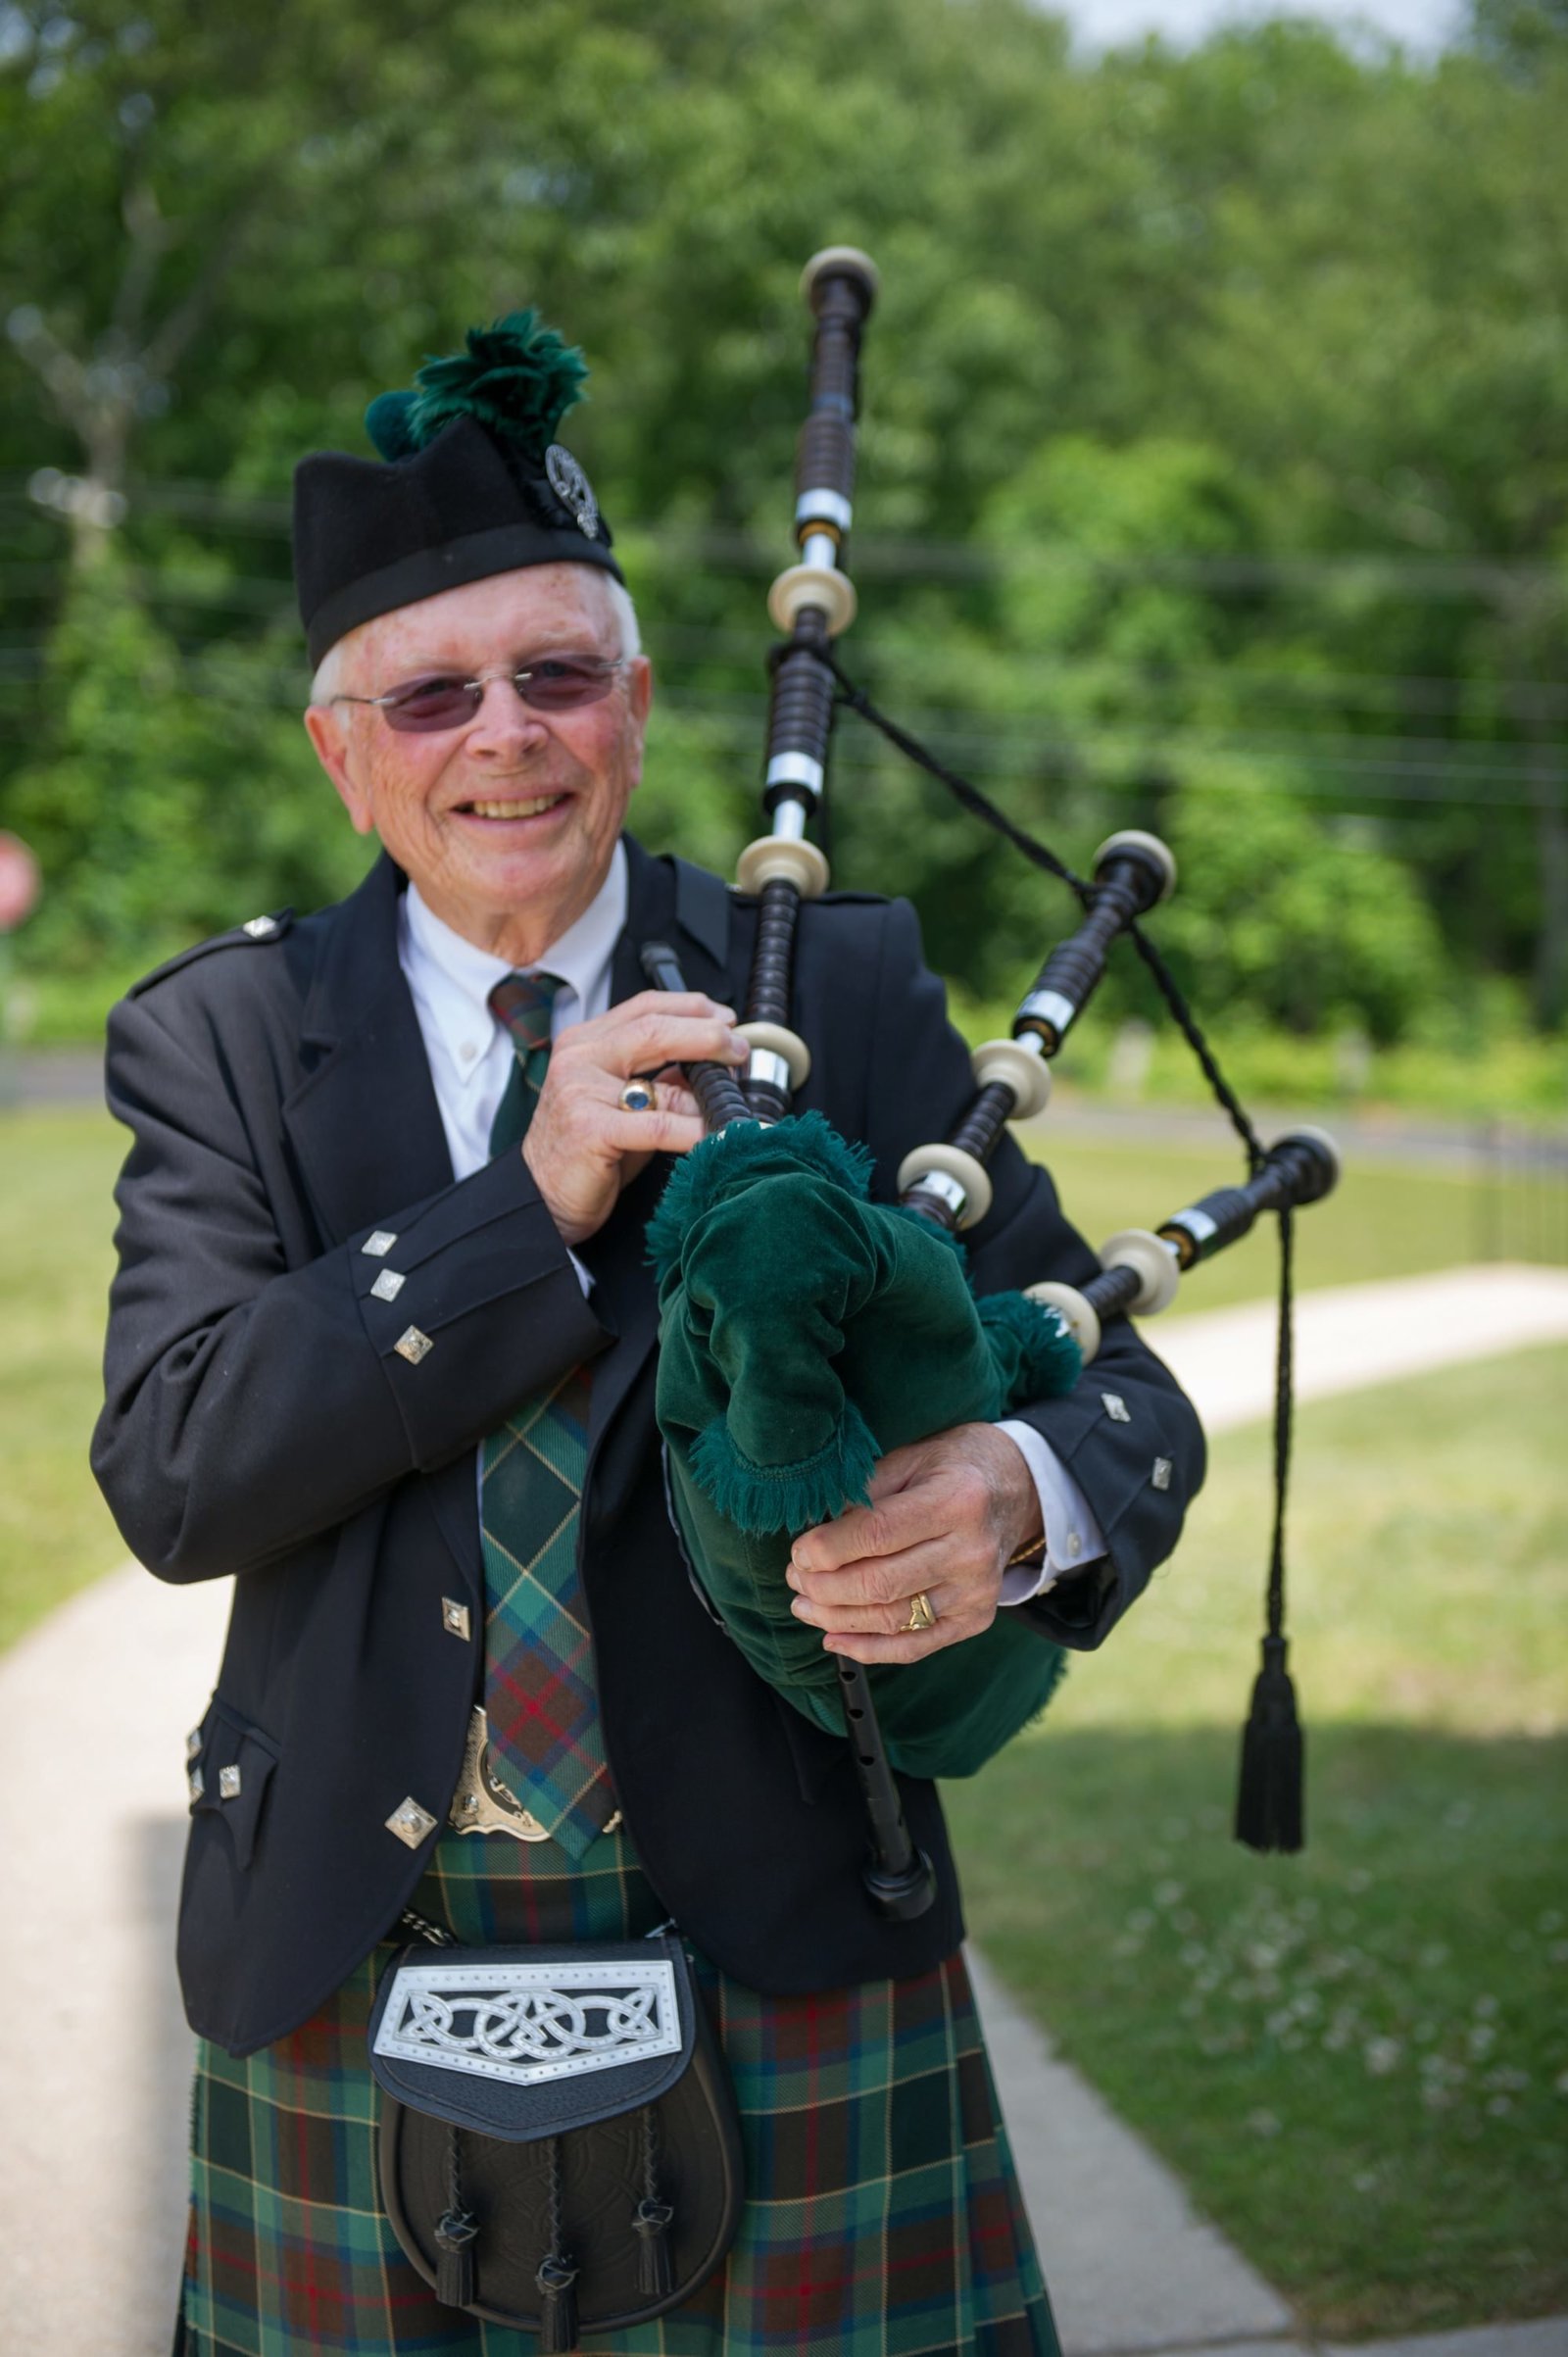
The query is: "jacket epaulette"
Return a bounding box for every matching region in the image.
[127,910,295,998]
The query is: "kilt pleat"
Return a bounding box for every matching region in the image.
[182,1823,1060,2356]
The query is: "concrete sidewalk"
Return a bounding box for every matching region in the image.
[1,1264,1564,2354]
[1150,1261,1568,1436]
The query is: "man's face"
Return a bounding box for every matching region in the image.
[307,564,651,954]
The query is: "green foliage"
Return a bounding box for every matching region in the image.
[1158,787,1446,1043]
[6,548,368,975]
[0,0,1564,1045]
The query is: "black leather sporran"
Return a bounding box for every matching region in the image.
[368,1933,744,2344]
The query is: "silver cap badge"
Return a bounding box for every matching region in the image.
[545,443,600,539]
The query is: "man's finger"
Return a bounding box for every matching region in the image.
[821,1628,962,1665]
[791,1582,962,1636]
[608,1106,707,1155]
[790,1487,946,1576]
[787,1537,965,1609]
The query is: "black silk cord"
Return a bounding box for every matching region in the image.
[826,658,1264,1168]
[1269,1207,1295,1645]
[825,655,1299,1834]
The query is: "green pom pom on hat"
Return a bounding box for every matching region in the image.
[365,310,591,465]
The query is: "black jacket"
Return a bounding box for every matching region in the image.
[93,839,1204,2056]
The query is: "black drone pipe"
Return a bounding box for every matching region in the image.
[735,247,880,1124]
[1027,1130,1341,1362]
[897,829,1177,1236]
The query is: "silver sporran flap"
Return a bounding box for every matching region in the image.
[373,1954,682,2091]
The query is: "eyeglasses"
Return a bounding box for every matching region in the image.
[332,656,627,734]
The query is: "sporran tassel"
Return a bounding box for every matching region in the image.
[635,2195,676,2295]
[536,2255,580,2353]
[633,2102,675,2294]
[434,2210,478,2309]
[434,2125,478,2308]
[536,2133,578,2351]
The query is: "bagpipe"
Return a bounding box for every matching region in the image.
[643,251,1339,1919]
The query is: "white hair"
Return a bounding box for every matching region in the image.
[306,570,641,714]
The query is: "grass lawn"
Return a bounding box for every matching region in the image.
[0,1105,126,1649]
[945,1344,1568,2338]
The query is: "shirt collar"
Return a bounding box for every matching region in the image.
[400,838,628,1077]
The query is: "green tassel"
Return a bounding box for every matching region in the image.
[690,1399,881,1537]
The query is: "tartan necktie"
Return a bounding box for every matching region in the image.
[487,968,560,1156]
[479,971,614,1857]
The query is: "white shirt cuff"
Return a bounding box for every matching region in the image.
[994,1418,1107,1604]
[567,1248,595,1298]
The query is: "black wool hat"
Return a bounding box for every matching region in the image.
[294,311,625,670]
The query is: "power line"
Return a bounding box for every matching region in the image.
[4,473,1564,598]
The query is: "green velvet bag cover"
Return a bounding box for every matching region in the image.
[647,1115,1082,1779]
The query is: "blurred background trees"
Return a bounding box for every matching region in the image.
[1,0,1564,1090]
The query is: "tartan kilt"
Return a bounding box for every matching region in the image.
[181,1819,1061,2357]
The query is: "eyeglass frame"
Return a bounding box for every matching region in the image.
[330,655,631,732]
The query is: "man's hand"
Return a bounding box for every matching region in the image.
[786,1423,1043,1664]
[522,989,748,1247]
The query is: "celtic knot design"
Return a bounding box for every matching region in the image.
[375,1957,682,2088]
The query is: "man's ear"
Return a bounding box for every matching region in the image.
[304,707,374,835]
[624,655,653,791]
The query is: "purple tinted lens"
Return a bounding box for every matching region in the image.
[377,662,619,731]
[381,678,482,733]
[518,662,618,711]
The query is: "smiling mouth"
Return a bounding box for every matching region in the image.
[460,793,569,820]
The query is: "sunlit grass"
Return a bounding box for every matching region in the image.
[947,1348,1568,2334]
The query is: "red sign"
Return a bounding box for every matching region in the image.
[0,832,39,933]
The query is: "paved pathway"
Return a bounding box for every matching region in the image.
[1,1265,1564,2355]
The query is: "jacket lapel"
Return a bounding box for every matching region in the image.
[281,840,740,1503]
[281,854,454,1248]
[583,839,745,1456]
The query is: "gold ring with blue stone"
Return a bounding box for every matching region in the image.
[617,1077,656,1112]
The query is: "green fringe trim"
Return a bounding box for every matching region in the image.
[645,1111,876,1281]
[688,1398,882,1537]
[1025,1645,1070,1728]
[976,1289,1083,1404]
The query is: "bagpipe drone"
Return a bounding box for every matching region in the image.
[645,251,1338,1918]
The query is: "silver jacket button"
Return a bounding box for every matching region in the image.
[386,1797,438,1849]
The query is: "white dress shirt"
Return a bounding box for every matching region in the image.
[396,850,1105,1605]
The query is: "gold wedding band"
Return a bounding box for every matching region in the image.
[617,1079,656,1112]
[901,1590,937,1634]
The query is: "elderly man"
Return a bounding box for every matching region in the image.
[93,317,1202,2357]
